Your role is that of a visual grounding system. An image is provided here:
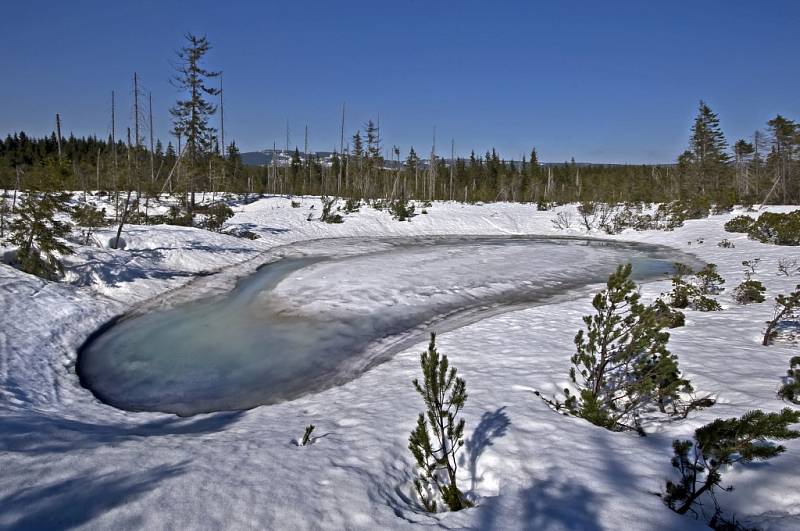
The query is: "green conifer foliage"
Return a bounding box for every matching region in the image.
[763,286,800,345]
[778,356,800,404]
[408,333,471,512]
[665,409,800,518]
[8,161,73,278]
[564,264,690,431]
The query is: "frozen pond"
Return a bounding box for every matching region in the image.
[77,236,700,415]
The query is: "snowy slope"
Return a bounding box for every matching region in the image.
[0,197,798,530]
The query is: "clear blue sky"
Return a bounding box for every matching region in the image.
[1,0,798,163]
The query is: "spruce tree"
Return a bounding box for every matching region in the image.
[8,160,73,278]
[169,33,220,212]
[563,264,690,431]
[687,101,730,196]
[408,333,471,512]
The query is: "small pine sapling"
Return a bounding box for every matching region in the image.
[778,356,800,404]
[205,202,234,232]
[320,196,344,223]
[301,424,315,446]
[71,203,107,245]
[763,285,800,345]
[664,409,800,521]
[559,264,692,432]
[408,333,471,512]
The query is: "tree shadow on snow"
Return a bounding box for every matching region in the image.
[475,469,602,531]
[463,406,511,493]
[0,409,244,455]
[0,460,190,530]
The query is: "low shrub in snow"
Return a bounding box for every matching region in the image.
[342,198,361,213]
[668,264,723,312]
[732,280,766,305]
[551,211,573,230]
[778,356,800,404]
[723,215,754,233]
[747,210,800,246]
[777,257,800,277]
[204,203,234,232]
[319,196,344,224]
[664,408,800,524]
[408,333,471,512]
[652,298,686,328]
[717,238,734,248]
[389,198,416,221]
[71,203,109,245]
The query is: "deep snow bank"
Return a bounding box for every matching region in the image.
[0,197,797,530]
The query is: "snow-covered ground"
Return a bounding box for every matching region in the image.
[1,196,798,530]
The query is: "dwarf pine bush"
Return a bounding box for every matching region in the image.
[668,264,722,312]
[763,285,800,345]
[723,215,754,233]
[204,202,234,232]
[778,356,800,404]
[561,264,692,432]
[408,333,471,512]
[320,196,344,223]
[747,210,800,246]
[665,409,800,521]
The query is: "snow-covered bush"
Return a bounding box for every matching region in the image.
[717,238,734,248]
[408,333,471,512]
[779,356,800,404]
[557,264,692,432]
[664,409,800,523]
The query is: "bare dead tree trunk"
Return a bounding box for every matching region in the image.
[55,113,63,161]
[450,139,454,201]
[338,102,345,195]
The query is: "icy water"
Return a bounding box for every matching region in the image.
[78,236,701,415]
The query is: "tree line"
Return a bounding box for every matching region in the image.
[2,34,799,209]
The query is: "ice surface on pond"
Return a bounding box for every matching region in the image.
[78,236,699,415]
